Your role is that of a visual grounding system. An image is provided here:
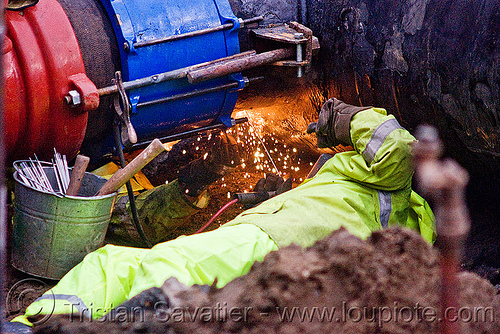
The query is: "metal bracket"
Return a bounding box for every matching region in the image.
[66,73,100,112]
[251,22,320,77]
[113,71,137,147]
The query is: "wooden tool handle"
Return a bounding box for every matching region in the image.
[97,139,165,196]
[66,155,90,196]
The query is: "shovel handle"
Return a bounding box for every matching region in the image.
[66,155,90,196]
[97,139,165,196]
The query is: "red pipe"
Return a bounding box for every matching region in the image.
[3,0,98,163]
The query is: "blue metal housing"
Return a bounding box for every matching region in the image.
[99,0,243,144]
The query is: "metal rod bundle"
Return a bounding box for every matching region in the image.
[52,149,70,194]
[15,160,55,194]
[14,150,71,196]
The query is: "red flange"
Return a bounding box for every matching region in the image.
[3,0,98,163]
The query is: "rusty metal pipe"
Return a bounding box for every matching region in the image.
[97,51,257,96]
[98,47,296,100]
[413,125,470,334]
[187,48,296,84]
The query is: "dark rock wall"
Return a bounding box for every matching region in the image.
[229,0,299,25]
[230,0,500,176]
[307,0,500,176]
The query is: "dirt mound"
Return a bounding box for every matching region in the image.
[35,227,500,334]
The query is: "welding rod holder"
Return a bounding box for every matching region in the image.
[233,191,277,205]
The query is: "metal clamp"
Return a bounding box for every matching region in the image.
[65,73,100,111]
[251,21,319,77]
[113,71,137,146]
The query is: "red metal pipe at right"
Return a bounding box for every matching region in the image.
[413,125,470,334]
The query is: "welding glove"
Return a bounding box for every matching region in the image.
[238,173,292,208]
[254,173,292,194]
[307,98,371,147]
[107,133,239,247]
[178,133,240,197]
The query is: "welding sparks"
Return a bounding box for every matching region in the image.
[227,109,315,187]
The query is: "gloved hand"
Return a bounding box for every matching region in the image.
[307,98,371,148]
[254,173,292,194]
[235,173,292,208]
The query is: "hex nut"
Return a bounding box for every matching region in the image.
[294,32,304,39]
[65,90,81,107]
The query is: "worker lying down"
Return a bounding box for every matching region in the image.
[13,99,435,327]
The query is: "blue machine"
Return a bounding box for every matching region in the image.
[100,0,245,146]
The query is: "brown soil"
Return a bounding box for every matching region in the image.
[34,227,500,334]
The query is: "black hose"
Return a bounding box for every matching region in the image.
[113,122,153,248]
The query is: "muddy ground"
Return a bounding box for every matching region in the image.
[34,228,500,334]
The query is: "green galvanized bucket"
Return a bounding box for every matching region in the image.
[12,167,117,280]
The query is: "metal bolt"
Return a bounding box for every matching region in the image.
[294,32,305,77]
[296,42,303,78]
[123,42,130,52]
[65,90,81,107]
[243,77,250,87]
